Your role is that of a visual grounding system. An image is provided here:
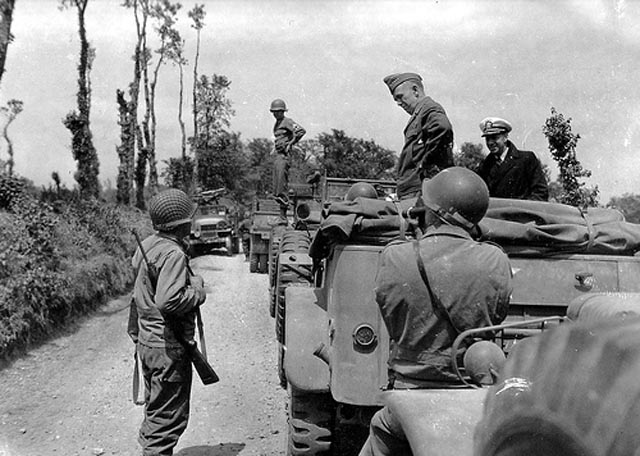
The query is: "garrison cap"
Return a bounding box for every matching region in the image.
[479,117,512,137]
[383,72,422,94]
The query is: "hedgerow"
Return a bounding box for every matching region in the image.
[0,174,152,361]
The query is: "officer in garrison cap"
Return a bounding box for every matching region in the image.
[383,72,454,199]
[477,117,548,201]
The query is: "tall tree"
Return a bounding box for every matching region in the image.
[61,0,100,199]
[188,4,205,151]
[0,98,22,176]
[190,73,235,190]
[543,107,599,208]
[133,0,181,208]
[316,129,396,180]
[0,0,15,85]
[166,29,187,160]
[117,0,150,205]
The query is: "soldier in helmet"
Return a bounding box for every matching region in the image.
[383,72,455,199]
[270,98,306,209]
[359,168,513,456]
[131,189,207,456]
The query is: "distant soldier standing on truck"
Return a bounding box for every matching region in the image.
[270,98,306,209]
[359,168,513,456]
[129,189,208,456]
[477,116,549,201]
[383,72,455,199]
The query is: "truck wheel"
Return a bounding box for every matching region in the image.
[249,253,258,273]
[475,317,640,456]
[276,231,312,344]
[287,388,335,456]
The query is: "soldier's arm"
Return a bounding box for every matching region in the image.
[290,120,306,146]
[155,250,206,316]
[420,108,453,162]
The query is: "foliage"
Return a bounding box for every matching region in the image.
[196,131,248,200]
[0,0,16,85]
[543,108,599,208]
[454,142,484,173]
[245,137,273,196]
[0,173,27,208]
[162,155,195,194]
[607,193,640,224]
[0,181,149,359]
[316,129,396,180]
[192,74,235,142]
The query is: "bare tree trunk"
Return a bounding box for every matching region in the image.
[116,0,146,205]
[0,0,15,86]
[178,60,186,160]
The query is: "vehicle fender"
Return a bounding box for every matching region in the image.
[567,292,640,322]
[385,389,487,456]
[284,287,330,393]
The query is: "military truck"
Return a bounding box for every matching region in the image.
[276,195,640,455]
[248,198,287,273]
[187,188,240,256]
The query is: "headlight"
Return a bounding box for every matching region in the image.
[353,324,377,348]
[217,221,228,230]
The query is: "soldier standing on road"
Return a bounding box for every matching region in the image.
[130,189,207,456]
[477,117,549,201]
[359,168,513,456]
[270,98,306,209]
[238,211,252,262]
[383,72,454,199]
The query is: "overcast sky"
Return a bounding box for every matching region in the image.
[2,0,640,202]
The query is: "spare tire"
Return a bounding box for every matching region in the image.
[474,316,640,456]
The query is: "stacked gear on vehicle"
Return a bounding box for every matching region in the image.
[275,178,640,455]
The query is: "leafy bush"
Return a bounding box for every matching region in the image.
[0,181,151,361]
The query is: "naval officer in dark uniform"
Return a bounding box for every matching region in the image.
[477,117,548,201]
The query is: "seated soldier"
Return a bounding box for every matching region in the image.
[359,167,513,456]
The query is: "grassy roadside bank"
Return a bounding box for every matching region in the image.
[0,176,151,365]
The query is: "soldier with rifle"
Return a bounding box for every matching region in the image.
[128,189,215,456]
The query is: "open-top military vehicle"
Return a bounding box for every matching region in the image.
[187,188,240,256]
[275,192,640,455]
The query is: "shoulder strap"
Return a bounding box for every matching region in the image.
[412,239,461,334]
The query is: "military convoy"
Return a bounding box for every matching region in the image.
[267,185,640,455]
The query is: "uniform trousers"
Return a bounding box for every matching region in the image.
[359,406,412,456]
[272,152,290,198]
[138,344,193,456]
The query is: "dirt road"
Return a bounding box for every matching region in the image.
[0,253,288,456]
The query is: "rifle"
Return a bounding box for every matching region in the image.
[132,229,219,385]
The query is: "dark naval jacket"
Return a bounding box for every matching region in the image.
[478,141,549,201]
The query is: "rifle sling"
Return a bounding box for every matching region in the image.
[412,238,461,335]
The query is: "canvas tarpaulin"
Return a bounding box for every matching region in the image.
[308,197,640,259]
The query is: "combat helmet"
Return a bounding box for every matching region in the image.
[148,189,197,232]
[270,99,287,112]
[463,340,506,385]
[345,182,378,201]
[421,166,489,231]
